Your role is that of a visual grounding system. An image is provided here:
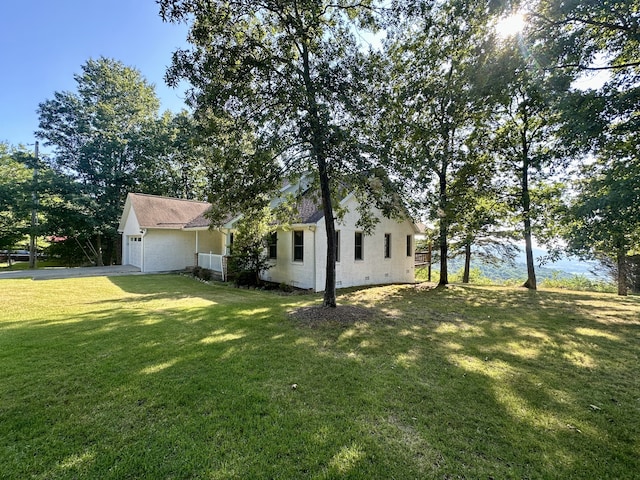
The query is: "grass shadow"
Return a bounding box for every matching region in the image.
[1,277,639,479]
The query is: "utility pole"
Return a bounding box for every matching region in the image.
[29,141,39,269]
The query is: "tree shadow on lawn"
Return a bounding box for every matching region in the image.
[3,277,639,479]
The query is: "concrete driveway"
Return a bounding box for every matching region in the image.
[0,265,142,280]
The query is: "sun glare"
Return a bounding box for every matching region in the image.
[496,13,526,38]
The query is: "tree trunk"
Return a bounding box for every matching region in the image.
[520,125,536,290]
[301,42,336,307]
[522,223,537,290]
[438,170,448,287]
[617,250,628,296]
[462,241,471,283]
[319,161,337,307]
[95,235,104,267]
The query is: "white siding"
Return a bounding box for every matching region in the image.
[262,228,317,290]
[315,197,415,291]
[142,230,197,272]
[262,196,415,292]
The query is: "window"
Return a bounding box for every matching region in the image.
[406,235,412,257]
[335,230,340,262]
[227,232,234,255]
[384,233,392,258]
[354,231,363,261]
[293,230,304,262]
[268,232,277,259]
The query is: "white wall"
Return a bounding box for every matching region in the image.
[196,230,225,255]
[315,197,415,291]
[262,196,416,292]
[120,201,227,272]
[143,229,198,272]
[263,227,317,290]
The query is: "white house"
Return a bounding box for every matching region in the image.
[118,193,228,273]
[118,185,420,291]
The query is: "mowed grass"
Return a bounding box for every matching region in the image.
[1,276,639,479]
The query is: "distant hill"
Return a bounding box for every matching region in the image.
[425,247,608,282]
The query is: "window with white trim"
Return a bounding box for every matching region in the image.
[354,231,363,261]
[384,233,392,258]
[293,230,304,262]
[268,232,277,259]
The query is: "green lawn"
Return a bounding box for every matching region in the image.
[1,275,639,479]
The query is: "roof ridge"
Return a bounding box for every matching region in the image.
[130,192,211,205]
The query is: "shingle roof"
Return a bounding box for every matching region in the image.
[294,193,325,224]
[128,193,212,229]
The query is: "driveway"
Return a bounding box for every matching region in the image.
[0,265,142,280]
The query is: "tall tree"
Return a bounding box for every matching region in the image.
[447,145,517,284]
[487,19,576,290]
[37,57,161,265]
[383,0,499,286]
[137,110,209,200]
[159,0,388,307]
[0,144,32,259]
[530,0,640,73]
[565,154,640,296]
[502,0,640,288]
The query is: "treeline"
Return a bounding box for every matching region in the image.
[2,0,638,298]
[1,58,210,266]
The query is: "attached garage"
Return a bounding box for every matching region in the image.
[127,236,142,268]
[118,193,226,273]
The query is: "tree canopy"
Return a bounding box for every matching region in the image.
[160,0,398,306]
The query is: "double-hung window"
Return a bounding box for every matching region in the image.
[268,232,277,259]
[384,233,392,259]
[354,231,363,261]
[293,230,304,262]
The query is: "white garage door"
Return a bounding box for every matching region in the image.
[128,236,142,268]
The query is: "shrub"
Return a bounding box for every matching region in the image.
[236,270,259,287]
[540,273,616,293]
[200,268,213,281]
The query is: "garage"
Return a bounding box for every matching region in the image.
[128,236,142,268]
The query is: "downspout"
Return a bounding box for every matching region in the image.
[195,230,199,267]
[140,228,148,273]
[310,225,317,292]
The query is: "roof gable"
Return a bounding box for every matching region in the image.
[125,193,212,230]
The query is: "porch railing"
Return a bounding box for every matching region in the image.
[197,253,228,281]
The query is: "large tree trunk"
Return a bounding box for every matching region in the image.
[301,42,336,307]
[520,129,536,290]
[617,250,628,296]
[462,241,471,283]
[522,221,537,290]
[438,170,448,287]
[319,160,337,307]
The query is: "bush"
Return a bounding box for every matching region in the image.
[236,270,259,287]
[540,273,616,293]
[200,268,213,281]
[192,266,202,278]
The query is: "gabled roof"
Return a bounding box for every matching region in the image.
[120,187,420,233]
[119,193,211,231]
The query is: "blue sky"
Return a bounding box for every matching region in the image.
[0,0,190,148]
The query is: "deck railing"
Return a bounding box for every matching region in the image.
[197,253,228,281]
[414,251,431,265]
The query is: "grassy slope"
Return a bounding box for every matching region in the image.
[0,275,638,479]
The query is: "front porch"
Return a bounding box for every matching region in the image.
[195,253,230,281]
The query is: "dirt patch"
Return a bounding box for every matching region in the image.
[289,305,376,327]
